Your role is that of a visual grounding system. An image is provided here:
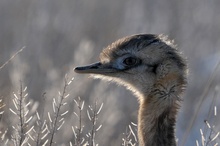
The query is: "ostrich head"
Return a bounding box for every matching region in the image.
[75,34,187,146]
[75,34,187,101]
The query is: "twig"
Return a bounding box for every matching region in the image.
[87,100,103,146]
[0,47,25,70]
[18,82,25,145]
[10,82,34,146]
[48,75,73,146]
[122,123,138,146]
[73,97,85,145]
[0,98,6,120]
[203,87,218,140]
[35,93,49,146]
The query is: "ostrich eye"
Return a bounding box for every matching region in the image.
[123,57,138,66]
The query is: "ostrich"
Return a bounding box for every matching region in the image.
[74,34,187,146]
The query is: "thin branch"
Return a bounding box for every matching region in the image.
[49,82,67,145]
[73,97,84,145]
[48,76,72,146]
[35,93,48,146]
[87,100,103,146]
[0,47,25,70]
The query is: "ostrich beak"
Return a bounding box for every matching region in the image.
[74,62,117,74]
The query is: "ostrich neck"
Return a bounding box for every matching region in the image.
[138,97,178,146]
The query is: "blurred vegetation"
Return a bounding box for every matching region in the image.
[0,0,220,145]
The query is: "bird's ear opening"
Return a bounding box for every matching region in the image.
[151,64,159,74]
[145,63,159,74]
[74,62,118,74]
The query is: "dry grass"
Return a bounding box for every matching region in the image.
[0,74,106,146]
[1,76,218,145]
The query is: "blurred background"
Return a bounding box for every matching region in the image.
[0,0,220,145]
